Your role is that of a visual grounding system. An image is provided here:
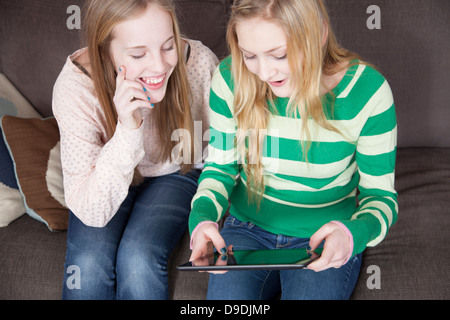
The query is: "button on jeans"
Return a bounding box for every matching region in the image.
[207,216,362,300]
[62,170,201,300]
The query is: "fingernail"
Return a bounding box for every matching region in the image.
[143,87,147,92]
[307,245,312,251]
[147,96,150,101]
[220,247,227,254]
[221,255,228,261]
[119,67,122,72]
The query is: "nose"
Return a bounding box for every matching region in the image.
[257,59,276,82]
[146,51,166,74]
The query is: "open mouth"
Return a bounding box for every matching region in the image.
[139,74,166,90]
[268,79,287,88]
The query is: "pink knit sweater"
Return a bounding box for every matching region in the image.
[52,39,218,227]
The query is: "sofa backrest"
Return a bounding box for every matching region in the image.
[0,0,449,148]
[326,0,450,148]
[0,0,232,116]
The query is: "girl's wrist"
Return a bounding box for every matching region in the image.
[330,221,354,264]
[190,221,219,250]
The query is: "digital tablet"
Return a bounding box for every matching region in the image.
[177,248,322,271]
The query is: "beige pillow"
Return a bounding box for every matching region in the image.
[0,73,41,118]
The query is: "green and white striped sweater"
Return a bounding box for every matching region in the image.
[189,56,398,256]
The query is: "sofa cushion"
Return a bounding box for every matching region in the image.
[1,116,68,231]
[351,147,450,299]
[0,214,67,300]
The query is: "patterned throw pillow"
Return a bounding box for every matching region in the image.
[0,73,42,227]
[0,126,26,227]
[1,116,69,231]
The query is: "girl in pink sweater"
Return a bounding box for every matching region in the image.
[53,0,218,299]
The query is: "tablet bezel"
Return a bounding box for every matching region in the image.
[177,248,321,271]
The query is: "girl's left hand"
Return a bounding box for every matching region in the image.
[307,222,352,272]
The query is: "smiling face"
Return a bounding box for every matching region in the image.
[236,18,294,98]
[110,4,178,104]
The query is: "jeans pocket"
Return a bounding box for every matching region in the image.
[224,216,242,227]
[224,215,255,229]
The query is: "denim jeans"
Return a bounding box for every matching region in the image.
[207,216,362,300]
[62,170,201,300]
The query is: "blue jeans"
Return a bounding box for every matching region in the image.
[207,216,362,300]
[62,170,201,300]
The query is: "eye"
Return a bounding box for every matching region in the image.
[243,55,256,61]
[162,39,176,52]
[131,54,145,60]
[275,54,287,61]
[162,44,175,52]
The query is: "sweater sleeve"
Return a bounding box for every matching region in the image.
[189,58,240,234]
[337,77,398,256]
[52,67,145,227]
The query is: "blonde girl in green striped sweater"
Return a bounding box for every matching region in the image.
[189,0,397,300]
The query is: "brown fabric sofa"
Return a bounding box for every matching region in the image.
[0,0,449,300]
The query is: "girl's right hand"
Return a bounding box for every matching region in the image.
[113,66,152,130]
[189,222,232,274]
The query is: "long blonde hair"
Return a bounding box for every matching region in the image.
[227,0,361,202]
[83,0,194,178]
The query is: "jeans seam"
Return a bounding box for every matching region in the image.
[339,255,359,300]
[259,270,274,300]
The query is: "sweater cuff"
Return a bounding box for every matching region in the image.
[330,221,354,265]
[189,198,219,234]
[190,221,219,250]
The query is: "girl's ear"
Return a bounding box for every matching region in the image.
[321,22,329,47]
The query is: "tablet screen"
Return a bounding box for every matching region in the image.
[177,248,322,271]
